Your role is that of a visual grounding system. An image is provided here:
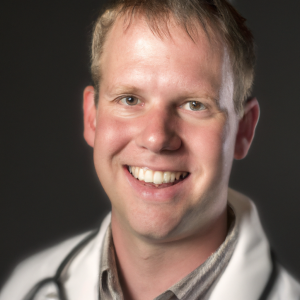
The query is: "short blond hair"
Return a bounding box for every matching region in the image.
[91,0,255,116]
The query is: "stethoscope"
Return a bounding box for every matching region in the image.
[23,230,98,300]
[23,231,278,300]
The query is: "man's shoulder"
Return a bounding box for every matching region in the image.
[212,189,300,300]
[0,231,92,300]
[271,266,300,299]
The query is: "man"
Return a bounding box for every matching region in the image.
[1,0,300,299]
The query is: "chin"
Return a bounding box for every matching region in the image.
[126,206,185,242]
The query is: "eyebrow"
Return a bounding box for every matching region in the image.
[107,85,142,97]
[186,92,220,105]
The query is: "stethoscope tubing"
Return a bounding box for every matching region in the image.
[23,230,98,300]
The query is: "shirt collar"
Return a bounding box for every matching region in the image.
[100,224,124,299]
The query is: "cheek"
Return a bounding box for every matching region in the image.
[197,118,236,183]
[93,109,145,179]
[94,112,130,166]
[183,120,227,170]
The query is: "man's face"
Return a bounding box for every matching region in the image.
[84,16,241,241]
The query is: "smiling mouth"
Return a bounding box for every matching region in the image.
[127,166,189,188]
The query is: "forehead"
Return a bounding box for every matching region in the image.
[100,15,231,101]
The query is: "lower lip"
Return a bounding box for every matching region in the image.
[124,166,190,202]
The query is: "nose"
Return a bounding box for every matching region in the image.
[135,107,182,153]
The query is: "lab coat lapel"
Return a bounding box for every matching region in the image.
[63,214,111,300]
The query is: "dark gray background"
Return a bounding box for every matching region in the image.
[1,0,300,288]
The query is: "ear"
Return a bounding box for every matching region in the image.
[83,86,97,147]
[234,97,260,160]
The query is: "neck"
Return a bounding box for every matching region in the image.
[111,209,228,300]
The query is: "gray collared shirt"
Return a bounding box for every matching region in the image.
[99,206,238,300]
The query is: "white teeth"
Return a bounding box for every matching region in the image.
[129,166,188,185]
[170,173,175,183]
[132,167,138,178]
[153,171,163,184]
[163,172,171,183]
[144,170,153,182]
[138,168,144,181]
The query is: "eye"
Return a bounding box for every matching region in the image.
[119,96,141,106]
[181,101,206,111]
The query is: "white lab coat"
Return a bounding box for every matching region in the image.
[1,189,300,300]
